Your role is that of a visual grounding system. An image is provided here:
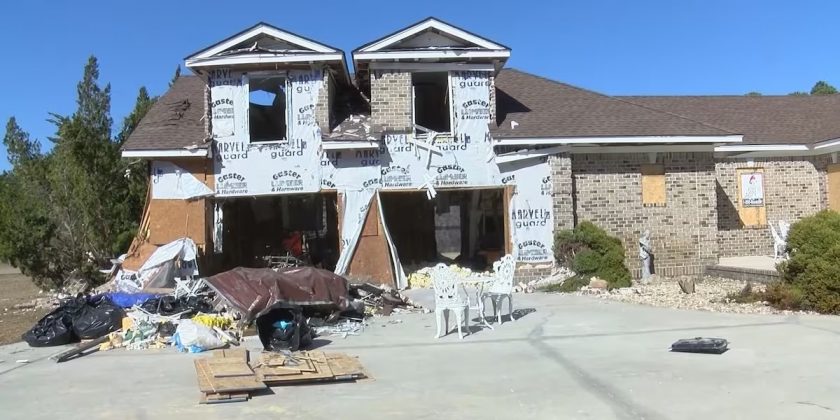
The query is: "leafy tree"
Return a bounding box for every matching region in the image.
[0,56,156,290]
[745,92,762,96]
[810,81,838,95]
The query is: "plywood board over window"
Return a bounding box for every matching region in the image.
[827,164,840,211]
[735,168,767,227]
[641,164,666,205]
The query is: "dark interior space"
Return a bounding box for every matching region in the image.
[249,75,287,142]
[380,189,505,271]
[218,193,339,272]
[412,72,451,133]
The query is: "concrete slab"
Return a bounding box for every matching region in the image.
[717,256,778,272]
[1,294,839,419]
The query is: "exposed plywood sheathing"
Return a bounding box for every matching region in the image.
[641,164,666,205]
[343,195,394,285]
[146,158,213,246]
[735,168,767,227]
[827,164,840,211]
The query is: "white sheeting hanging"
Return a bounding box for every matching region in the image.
[151,161,214,200]
[376,191,407,289]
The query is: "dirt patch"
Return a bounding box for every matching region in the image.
[0,264,49,345]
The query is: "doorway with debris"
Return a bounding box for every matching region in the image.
[379,188,507,273]
[215,193,339,272]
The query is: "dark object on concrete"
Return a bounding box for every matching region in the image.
[671,337,729,354]
[72,295,125,339]
[256,304,312,352]
[205,267,350,324]
[140,294,214,317]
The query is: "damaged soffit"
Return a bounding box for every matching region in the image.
[185,22,350,84]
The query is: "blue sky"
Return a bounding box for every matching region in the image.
[1,0,838,170]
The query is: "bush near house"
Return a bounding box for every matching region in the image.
[546,221,632,292]
[774,210,840,313]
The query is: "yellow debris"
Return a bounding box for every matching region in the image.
[192,313,232,330]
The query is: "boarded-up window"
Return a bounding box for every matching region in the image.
[641,164,666,205]
[735,168,767,226]
[828,164,840,211]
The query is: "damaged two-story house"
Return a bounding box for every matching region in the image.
[121,17,840,287]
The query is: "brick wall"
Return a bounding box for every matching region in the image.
[314,68,332,134]
[550,154,574,231]
[370,69,412,132]
[568,152,718,277]
[715,157,829,257]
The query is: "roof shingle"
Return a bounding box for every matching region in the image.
[492,69,733,139]
[122,76,207,151]
[622,95,840,145]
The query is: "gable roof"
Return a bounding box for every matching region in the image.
[492,69,735,140]
[185,22,348,81]
[122,76,207,152]
[622,95,840,145]
[354,16,510,53]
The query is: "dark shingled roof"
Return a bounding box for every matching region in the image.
[492,69,734,139]
[122,76,207,151]
[622,95,840,145]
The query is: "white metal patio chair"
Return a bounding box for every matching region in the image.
[482,254,516,324]
[769,223,787,261]
[431,264,470,339]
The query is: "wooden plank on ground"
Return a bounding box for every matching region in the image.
[206,359,255,378]
[194,359,216,394]
[196,359,266,393]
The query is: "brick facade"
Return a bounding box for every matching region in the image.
[314,68,332,134]
[370,69,412,132]
[715,156,830,257]
[566,152,718,277]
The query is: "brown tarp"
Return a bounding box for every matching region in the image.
[204,267,350,323]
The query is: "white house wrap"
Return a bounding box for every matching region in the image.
[500,157,555,263]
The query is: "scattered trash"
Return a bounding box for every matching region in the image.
[671,337,729,354]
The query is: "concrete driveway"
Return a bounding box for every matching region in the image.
[1,293,838,420]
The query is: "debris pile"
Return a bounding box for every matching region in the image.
[406,264,493,289]
[349,282,424,316]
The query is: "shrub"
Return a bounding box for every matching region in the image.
[778,210,840,314]
[554,221,631,289]
[540,276,589,293]
[726,282,803,311]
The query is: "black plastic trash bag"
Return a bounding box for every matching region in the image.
[256,304,312,352]
[72,295,125,339]
[140,294,214,317]
[22,306,76,347]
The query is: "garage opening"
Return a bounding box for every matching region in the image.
[216,193,339,272]
[379,188,506,272]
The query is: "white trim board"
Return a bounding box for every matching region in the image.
[321,141,380,150]
[492,135,743,146]
[357,18,507,53]
[122,148,210,158]
[187,53,344,68]
[187,23,339,62]
[496,146,569,163]
[369,62,495,72]
[355,50,510,62]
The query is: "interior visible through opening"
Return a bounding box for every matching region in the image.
[216,193,339,272]
[380,189,505,272]
[412,72,451,133]
[249,75,287,142]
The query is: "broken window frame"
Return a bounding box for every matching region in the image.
[411,71,454,137]
[246,71,290,144]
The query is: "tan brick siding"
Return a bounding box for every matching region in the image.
[568,152,718,277]
[314,68,332,134]
[370,70,412,132]
[715,156,830,257]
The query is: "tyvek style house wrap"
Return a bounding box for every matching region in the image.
[122,17,840,286]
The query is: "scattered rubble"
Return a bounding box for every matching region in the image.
[571,276,810,315]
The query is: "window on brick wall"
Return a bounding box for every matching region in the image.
[412,72,451,133]
[735,168,767,226]
[248,75,288,142]
[641,164,666,205]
